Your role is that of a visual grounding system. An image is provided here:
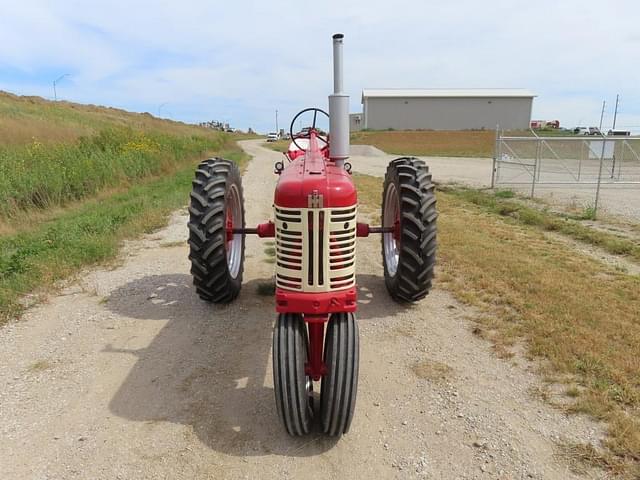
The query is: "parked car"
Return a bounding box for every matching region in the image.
[266,132,279,142]
[607,129,631,136]
[573,127,601,136]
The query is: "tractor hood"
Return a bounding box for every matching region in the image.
[274,154,357,208]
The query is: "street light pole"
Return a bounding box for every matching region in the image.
[599,100,606,131]
[53,74,70,101]
[275,109,279,134]
[612,94,620,130]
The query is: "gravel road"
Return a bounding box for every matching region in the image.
[349,146,493,188]
[0,140,607,479]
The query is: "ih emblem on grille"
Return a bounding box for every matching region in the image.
[308,190,324,208]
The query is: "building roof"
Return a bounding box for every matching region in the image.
[362,88,536,100]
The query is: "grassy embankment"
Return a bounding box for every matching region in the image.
[354,173,640,476]
[0,90,231,146]
[0,92,249,323]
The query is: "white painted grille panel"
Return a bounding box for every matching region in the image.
[274,205,357,292]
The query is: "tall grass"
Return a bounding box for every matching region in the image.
[0,127,229,219]
[0,93,251,320]
[0,143,250,324]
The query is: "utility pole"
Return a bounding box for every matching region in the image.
[612,94,619,130]
[275,109,279,133]
[53,73,70,101]
[599,100,606,131]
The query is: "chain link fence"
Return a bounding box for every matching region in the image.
[492,134,640,218]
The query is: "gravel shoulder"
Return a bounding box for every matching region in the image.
[0,139,606,479]
[349,146,493,188]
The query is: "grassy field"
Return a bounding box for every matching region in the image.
[354,174,640,476]
[0,92,250,322]
[264,130,574,159]
[263,128,591,159]
[445,187,640,264]
[349,129,585,158]
[262,139,291,153]
[350,130,497,157]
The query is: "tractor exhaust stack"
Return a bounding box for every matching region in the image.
[329,33,349,165]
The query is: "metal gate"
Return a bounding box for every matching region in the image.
[492,133,640,216]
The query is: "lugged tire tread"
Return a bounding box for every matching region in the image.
[187,157,244,303]
[382,156,437,302]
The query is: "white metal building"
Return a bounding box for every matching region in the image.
[361,89,536,131]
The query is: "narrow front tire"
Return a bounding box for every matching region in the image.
[320,312,359,436]
[273,313,313,436]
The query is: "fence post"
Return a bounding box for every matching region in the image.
[537,141,543,181]
[594,134,607,218]
[529,128,542,196]
[578,140,583,182]
[619,139,625,179]
[530,137,540,198]
[491,124,499,188]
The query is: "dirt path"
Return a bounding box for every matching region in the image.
[348,147,493,188]
[0,139,606,479]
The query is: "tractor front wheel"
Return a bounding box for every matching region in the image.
[381,157,437,302]
[188,158,245,303]
[320,312,359,436]
[273,313,314,436]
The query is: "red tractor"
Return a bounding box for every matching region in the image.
[187,34,437,437]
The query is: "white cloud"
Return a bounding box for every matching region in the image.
[0,0,638,131]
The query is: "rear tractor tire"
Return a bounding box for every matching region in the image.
[381,157,437,302]
[188,158,245,303]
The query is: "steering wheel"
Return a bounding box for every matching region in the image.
[289,107,329,151]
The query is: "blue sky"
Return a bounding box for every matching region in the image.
[1,0,639,133]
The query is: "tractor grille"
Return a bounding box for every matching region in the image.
[274,205,357,292]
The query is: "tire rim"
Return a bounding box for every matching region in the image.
[226,184,243,279]
[305,377,314,415]
[383,183,400,277]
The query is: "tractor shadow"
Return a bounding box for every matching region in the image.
[105,274,338,457]
[105,271,407,457]
[355,273,414,320]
